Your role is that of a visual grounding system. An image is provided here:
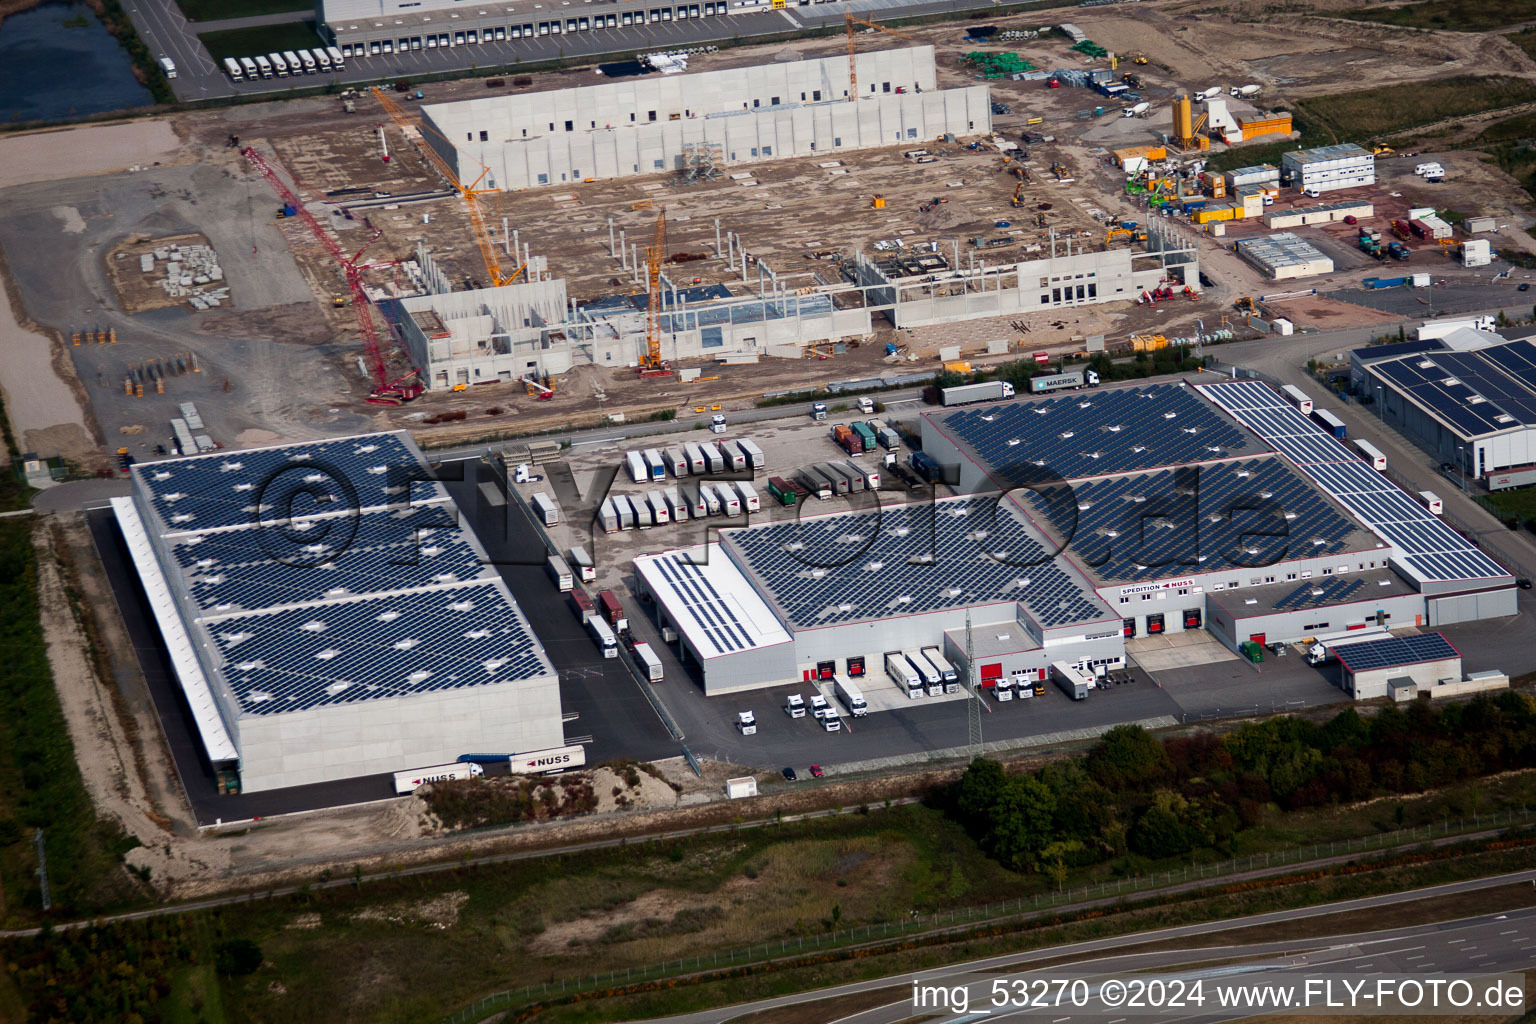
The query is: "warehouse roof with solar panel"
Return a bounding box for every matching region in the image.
[1361,339,1536,441]
[112,430,565,794]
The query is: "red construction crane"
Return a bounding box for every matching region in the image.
[240,146,423,405]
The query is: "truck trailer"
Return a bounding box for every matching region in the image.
[598,590,628,631]
[393,761,483,793]
[833,674,868,716]
[906,649,944,696]
[1311,408,1347,439]
[546,554,573,592]
[633,642,664,682]
[1051,661,1091,700]
[530,491,559,526]
[1029,368,1100,394]
[921,646,961,692]
[1280,384,1313,415]
[886,651,923,698]
[736,438,765,470]
[937,381,1016,406]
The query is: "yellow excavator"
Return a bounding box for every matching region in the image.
[1010,181,1026,207]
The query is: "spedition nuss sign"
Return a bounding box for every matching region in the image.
[507,744,587,775]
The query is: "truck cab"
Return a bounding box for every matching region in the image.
[710,413,727,434]
[783,694,807,718]
[736,711,757,735]
[808,694,831,719]
[811,402,828,421]
[857,397,875,414]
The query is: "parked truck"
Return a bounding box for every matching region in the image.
[833,674,868,716]
[588,615,618,658]
[921,646,960,692]
[633,642,664,682]
[933,381,1016,406]
[886,651,923,698]
[906,649,944,696]
[598,590,628,631]
[393,761,483,794]
[1051,661,1091,700]
[784,693,807,718]
[1305,627,1388,665]
[546,554,573,592]
[1029,368,1100,394]
[1311,408,1347,440]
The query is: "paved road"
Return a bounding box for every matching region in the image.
[636,867,1536,1024]
[132,0,1040,103]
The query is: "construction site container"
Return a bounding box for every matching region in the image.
[735,480,761,513]
[713,482,742,516]
[797,467,832,500]
[1461,239,1492,267]
[664,487,689,522]
[1409,219,1431,240]
[529,491,559,526]
[1193,204,1236,224]
[767,477,798,506]
[665,448,690,477]
[646,490,671,525]
[684,442,706,475]
[851,422,878,453]
[546,554,574,592]
[643,449,666,481]
[626,451,647,483]
[701,442,725,474]
[720,440,748,472]
[568,545,596,582]
[736,438,765,470]
[598,497,620,533]
[1280,384,1313,415]
[1464,216,1496,234]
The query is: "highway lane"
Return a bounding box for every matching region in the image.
[635,868,1536,1024]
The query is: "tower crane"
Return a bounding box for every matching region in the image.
[641,206,673,376]
[241,147,423,404]
[371,88,528,288]
[844,9,916,102]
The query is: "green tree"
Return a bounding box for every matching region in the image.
[1087,725,1170,790]
[214,938,263,977]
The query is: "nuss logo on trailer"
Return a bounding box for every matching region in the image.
[509,744,587,775]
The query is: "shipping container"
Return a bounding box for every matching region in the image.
[1028,368,1100,394]
[719,439,748,472]
[1353,439,1387,471]
[736,438,765,470]
[587,615,618,657]
[530,491,559,526]
[1311,408,1347,439]
[643,448,666,481]
[598,497,620,533]
[767,477,798,506]
[626,450,648,483]
[1417,490,1444,515]
[851,422,878,453]
[546,554,574,592]
[735,480,762,513]
[645,490,671,525]
[832,424,861,457]
[570,587,596,623]
[664,448,690,477]
[598,590,628,631]
[633,642,664,682]
[911,450,942,483]
[683,442,706,475]
[797,467,832,500]
[664,486,690,522]
[568,545,596,582]
[1280,384,1313,416]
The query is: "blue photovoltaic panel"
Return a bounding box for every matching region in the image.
[1201,382,1511,582]
[1019,458,1361,582]
[939,382,1265,482]
[208,583,549,715]
[1334,632,1459,673]
[134,432,445,533]
[725,497,1111,630]
[651,553,763,656]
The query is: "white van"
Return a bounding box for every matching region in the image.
[158,56,177,78]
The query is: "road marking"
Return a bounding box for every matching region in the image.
[1500,929,1520,935]
[1378,947,1425,956]
[779,8,802,25]
[1448,938,1466,944]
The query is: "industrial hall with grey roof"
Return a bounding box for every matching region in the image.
[113,430,564,793]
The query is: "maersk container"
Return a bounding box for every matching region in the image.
[626,450,648,484]
[851,422,877,453]
[684,442,706,475]
[1311,408,1347,440]
[665,448,690,477]
[737,438,765,470]
[643,448,666,481]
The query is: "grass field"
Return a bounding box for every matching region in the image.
[176,0,310,22]
[1484,486,1536,523]
[1203,109,1330,173]
[198,21,322,62]
[1340,0,1536,31]
[1297,76,1536,140]
[1511,27,1536,58]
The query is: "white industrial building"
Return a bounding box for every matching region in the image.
[1280,143,1375,194]
[1361,337,1536,490]
[419,47,990,190]
[115,431,564,793]
[1235,232,1334,280]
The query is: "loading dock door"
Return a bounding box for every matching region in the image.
[846,655,865,677]
[1122,617,1137,638]
[1147,613,1165,634]
[816,660,835,680]
[1248,633,1266,647]
[1183,608,1202,629]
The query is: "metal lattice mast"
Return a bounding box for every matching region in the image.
[966,610,983,756]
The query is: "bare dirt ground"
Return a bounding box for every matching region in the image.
[0,252,99,467]
[104,232,215,314]
[1262,294,1406,330]
[0,119,182,189]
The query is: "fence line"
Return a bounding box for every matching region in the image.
[441,806,1536,1023]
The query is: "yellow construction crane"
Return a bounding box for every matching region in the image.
[372,88,527,288]
[844,9,916,102]
[641,206,671,375]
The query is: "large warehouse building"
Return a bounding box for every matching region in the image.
[635,379,1515,696]
[1360,337,1536,490]
[113,431,564,793]
[419,47,990,189]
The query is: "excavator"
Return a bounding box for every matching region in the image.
[1010,181,1026,207]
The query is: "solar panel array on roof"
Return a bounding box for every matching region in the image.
[1272,576,1365,611]
[723,497,1111,631]
[209,584,548,715]
[1363,340,1536,439]
[1202,381,1509,582]
[650,552,778,657]
[133,432,441,534]
[938,383,1263,482]
[1019,458,1360,581]
[1334,632,1459,673]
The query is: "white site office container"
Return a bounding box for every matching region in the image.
[684,442,706,475]
[1280,384,1313,416]
[1418,490,1444,515]
[665,448,690,477]
[735,480,761,513]
[529,491,559,526]
[1353,439,1387,471]
[646,490,671,525]
[643,448,666,481]
[713,482,741,516]
[633,642,664,682]
[737,438,765,470]
[664,487,689,522]
[568,545,596,582]
[626,451,648,484]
